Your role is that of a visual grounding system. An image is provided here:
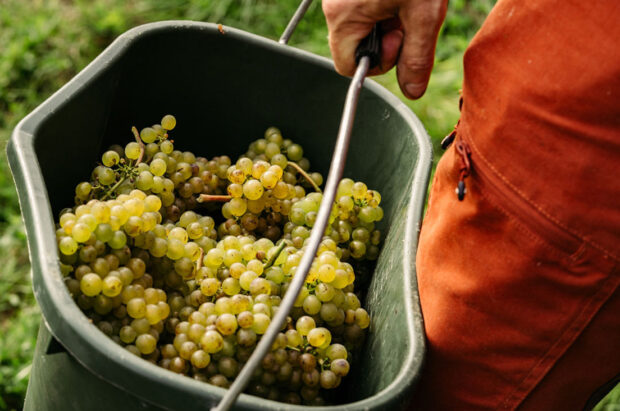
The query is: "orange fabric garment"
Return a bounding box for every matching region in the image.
[411,0,620,409]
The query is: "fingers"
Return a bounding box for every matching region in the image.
[367,27,404,77]
[323,0,448,100]
[396,1,447,99]
[323,0,398,76]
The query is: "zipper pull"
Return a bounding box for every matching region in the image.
[454,139,472,201]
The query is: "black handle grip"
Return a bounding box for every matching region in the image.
[355,25,382,69]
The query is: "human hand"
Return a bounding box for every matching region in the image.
[322,0,448,99]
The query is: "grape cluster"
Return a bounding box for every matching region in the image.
[287,179,383,261]
[56,116,380,405]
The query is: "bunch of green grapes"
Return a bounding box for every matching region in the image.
[244,127,324,191]
[57,116,376,406]
[286,179,384,261]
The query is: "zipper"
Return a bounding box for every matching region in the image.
[459,133,583,257]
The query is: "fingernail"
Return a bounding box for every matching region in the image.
[405,83,424,99]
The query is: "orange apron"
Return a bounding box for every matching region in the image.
[412,0,620,409]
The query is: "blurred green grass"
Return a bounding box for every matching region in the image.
[0,0,617,410]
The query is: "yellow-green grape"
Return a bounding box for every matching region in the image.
[108,230,127,249]
[237,311,254,329]
[102,276,123,297]
[295,316,316,336]
[302,295,322,315]
[119,326,137,344]
[239,271,258,291]
[102,150,120,167]
[318,264,336,283]
[307,327,331,347]
[229,262,246,279]
[221,278,241,296]
[150,237,167,258]
[184,243,201,262]
[338,195,354,212]
[236,157,253,175]
[228,198,247,217]
[166,238,185,260]
[223,249,242,267]
[242,179,263,200]
[287,143,303,161]
[260,171,278,189]
[200,278,220,296]
[331,359,350,377]
[145,304,162,325]
[246,259,263,275]
[168,227,188,244]
[124,198,145,217]
[136,333,157,354]
[80,273,103,297]
[98,167,116,186]
[264,126,281,140]
[319,370,339,389]
[161,114,176,130]
[59,212,76,229]
[337,178,354,197]
[200,330,224,354]
[186,222,203,240]
[326,343,348,360]
[264,142,280,159]
[251,313,270,335]
[140,127,158,144]
[351,182,367,200]
[71,223,91,243]
[144,196,161,213]
[272,181,289,199]
[136,171,154,191]
[268,165,283,179]
[349,241,366,259]
[130,189,146,200]
[227,168,246,185]
[78,213,98,232]
[227,183,243,198]
[354,308,370,329]
[124,216,143,237]
[205,248,224,267]
[127,298,146,318]
[251,160,270,179]
[216,313,238,335]
[111,205,129,225]
[91,203,110,223]
[75,182,92,201]
[249,278,271,296]
[160,140,173,154]
[241,243,256,261]
[94,223,113,243]
[191,350,211,369]
[125,142,141,160]
[150,158,167,177]
[285,329,303,347]
[174,212,194,229]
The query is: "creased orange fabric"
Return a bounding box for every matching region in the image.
[411,0,620,409]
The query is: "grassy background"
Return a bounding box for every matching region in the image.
[0,0,617,410]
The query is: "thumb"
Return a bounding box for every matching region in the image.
[396,0,448,99]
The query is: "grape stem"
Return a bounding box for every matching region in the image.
[264,241,287,269]
[288,161,322,193]
[100,176,126,200]
[197,194,233,203]
[131,126,146,164]
[195,248,205,272]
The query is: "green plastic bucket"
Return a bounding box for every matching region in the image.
[7,21,432,410]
